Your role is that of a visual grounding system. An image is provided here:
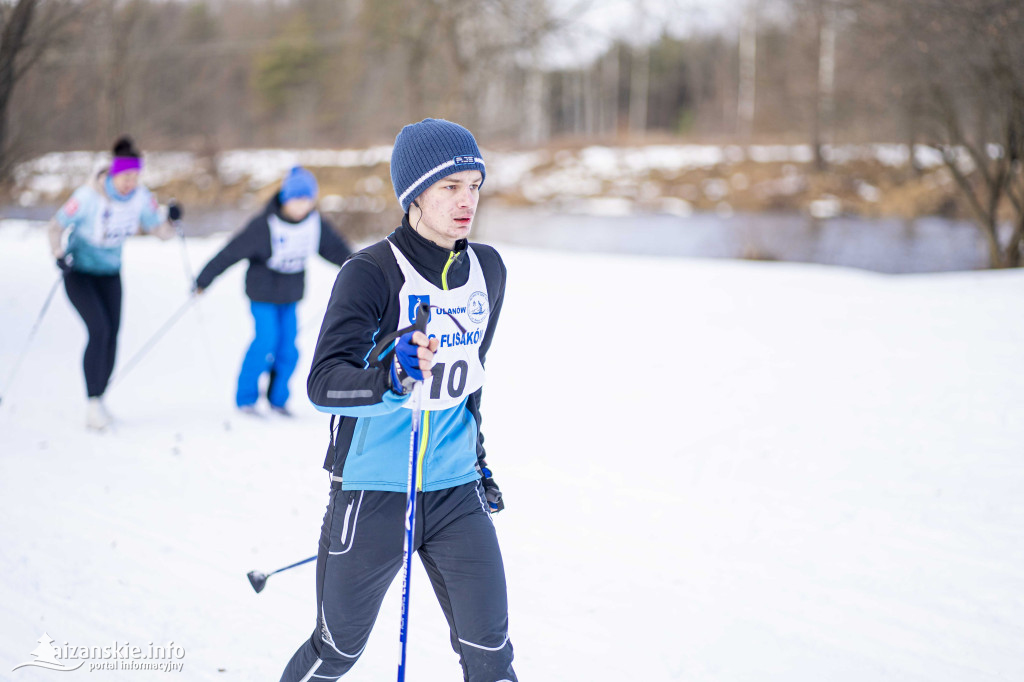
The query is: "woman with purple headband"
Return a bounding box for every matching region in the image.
[47,136,182,430]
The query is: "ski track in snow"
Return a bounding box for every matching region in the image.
[1,221,1023,681]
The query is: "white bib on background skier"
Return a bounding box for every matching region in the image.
[79,187,156,248]
[267,211,322,274]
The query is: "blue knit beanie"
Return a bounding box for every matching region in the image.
[279,166,319,203]
[390,119,486,213]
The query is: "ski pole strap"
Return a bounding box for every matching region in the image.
[324,415,341,476]
[367,301,431,369]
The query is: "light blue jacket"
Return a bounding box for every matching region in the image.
[56,177,162,275]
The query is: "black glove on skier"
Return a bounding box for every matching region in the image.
[167,201,183,222]
[55,254,73,274]
[479,466,504,513]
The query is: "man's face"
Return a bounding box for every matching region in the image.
[410,170,482,249]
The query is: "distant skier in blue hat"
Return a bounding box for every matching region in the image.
[194,166,351,415]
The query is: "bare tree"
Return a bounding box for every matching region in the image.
[856,0,1024,267]
[0,0,80,180]
[737,1,758,138]
[811,0,836,170]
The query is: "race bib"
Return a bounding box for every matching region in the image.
[267,212,321,273]
[389,241,489,410]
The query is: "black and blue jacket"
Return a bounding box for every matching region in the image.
[195,196,351,304]
[308,217,506,492]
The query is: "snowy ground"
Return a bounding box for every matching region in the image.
[1,220,1023,681]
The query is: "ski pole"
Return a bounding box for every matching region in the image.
[174,218,222,379]
[246,555,317,594]
[397,301,431,682]
[108,296,197,389]
[171,212,194,283]
[0,274,63,407]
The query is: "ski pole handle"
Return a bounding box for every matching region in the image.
[411,300,430,336]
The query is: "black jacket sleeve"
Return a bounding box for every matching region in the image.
[195,217,266,290]
[306,254,396,411]
[318,218,352,267]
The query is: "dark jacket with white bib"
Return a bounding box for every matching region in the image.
[195,196,351,303]
[308,217,506,493]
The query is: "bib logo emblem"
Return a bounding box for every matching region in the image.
[409,295,430,324]
[467,291,488,324]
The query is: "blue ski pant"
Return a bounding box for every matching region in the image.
[237,301,298,408]
[279,481,517,682]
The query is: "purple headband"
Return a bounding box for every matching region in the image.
[110,156,142,176]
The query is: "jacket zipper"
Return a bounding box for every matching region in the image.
[440,250,457,290]
[418,249,458,491]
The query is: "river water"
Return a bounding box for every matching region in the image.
[3,204,989,274]
[474,208,989,274]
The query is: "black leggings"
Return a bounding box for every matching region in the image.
[279,481,516,682]
[64,271,122,398]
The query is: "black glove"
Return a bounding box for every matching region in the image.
[167,201,183,222]
[56,255,73,274]
[479,466,504,513]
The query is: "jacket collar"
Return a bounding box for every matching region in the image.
[392,216,468,278]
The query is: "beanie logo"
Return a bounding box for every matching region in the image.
[453,155,476,165]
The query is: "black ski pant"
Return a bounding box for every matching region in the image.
[64,271,122,398]
[279,480,517,682]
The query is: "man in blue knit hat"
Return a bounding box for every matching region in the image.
[278,120,517,682]
[195,166,351,415]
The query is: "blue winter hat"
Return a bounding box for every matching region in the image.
[390,118,486,213]
[279,166,319,203]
